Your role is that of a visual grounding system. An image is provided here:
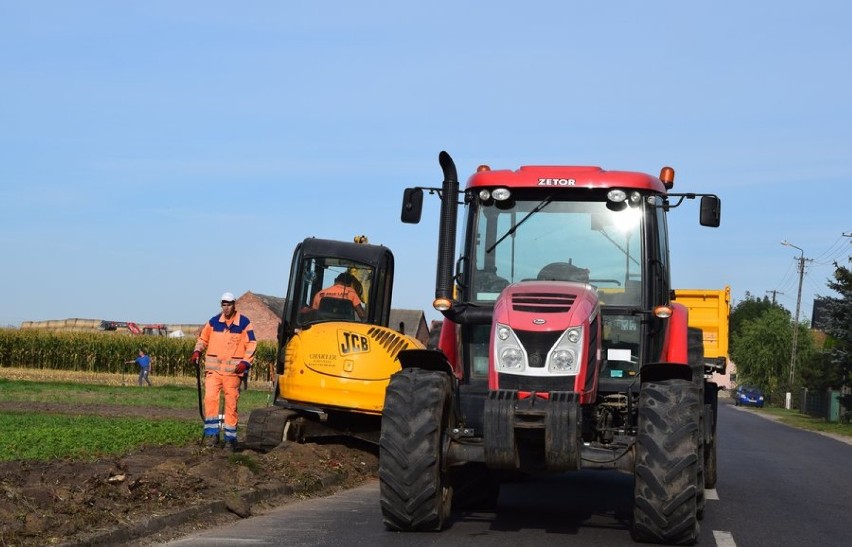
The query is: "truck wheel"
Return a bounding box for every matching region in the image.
[632,379,701,545]
[379,368,453,531]
[244,407,297,452]
[704,384,719,488]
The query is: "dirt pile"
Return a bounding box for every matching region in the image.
[0,410,379,546]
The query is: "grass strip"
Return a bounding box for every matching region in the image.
[757,406,852,437]
[0,411,199,461]
[0,378,271,410]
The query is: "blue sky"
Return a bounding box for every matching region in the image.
[2,1,850,328]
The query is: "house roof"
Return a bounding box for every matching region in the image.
[246,293,286,318]
[389,309,426,338]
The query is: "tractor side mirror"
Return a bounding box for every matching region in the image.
[699,195,721,227]
[401,187,424,224]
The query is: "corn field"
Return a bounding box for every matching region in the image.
[0,328,277,381]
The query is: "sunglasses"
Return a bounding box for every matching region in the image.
[221,301,235,306]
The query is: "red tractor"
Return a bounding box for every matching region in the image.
[100,321,168,336]
[379,152,721,544]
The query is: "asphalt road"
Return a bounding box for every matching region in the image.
[163,400,852,546]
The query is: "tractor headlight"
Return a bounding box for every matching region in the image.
[500,347,524,370]
[494,323,526,371]
[548,326,583,374]
[550,349,576,372]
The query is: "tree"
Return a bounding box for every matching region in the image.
[729,292,788,358]
[820,257,852,417]
[730,307,792,395]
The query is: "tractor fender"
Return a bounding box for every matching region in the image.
[660,302,689,365]
[397,348,455,376]
[640,362,692,384]
[641,302,693,382]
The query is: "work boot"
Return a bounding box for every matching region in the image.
[203,435,219,449]
[222,441,236,453]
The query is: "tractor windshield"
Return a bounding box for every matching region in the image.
[470,190,644,307]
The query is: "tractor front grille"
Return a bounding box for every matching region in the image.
[511,292,576,313]
[515,330,561,368]
[497,372,574,393]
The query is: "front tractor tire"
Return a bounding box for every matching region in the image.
[379,367,453,531]
[632,379,701,545]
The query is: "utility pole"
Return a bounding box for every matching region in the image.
[781,240,808,386]
[766,289,783,304]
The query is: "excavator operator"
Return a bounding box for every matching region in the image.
[311,272,366,320]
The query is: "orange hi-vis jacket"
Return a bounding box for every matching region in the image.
[194,312,257,374]
[311,283,362,309]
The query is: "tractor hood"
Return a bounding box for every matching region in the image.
[489,280,602,403]
[493,280,600,332]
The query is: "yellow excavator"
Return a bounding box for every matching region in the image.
[245,236,424,450]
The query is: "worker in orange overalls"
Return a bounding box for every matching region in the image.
[189,292,257,451]
[311,272,366,320]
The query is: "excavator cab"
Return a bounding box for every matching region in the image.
[281,237,394,338]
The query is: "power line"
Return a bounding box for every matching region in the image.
[780,240,810,386]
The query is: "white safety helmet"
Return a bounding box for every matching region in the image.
[220,292,236,303]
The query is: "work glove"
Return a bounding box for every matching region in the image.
[235,360,251,375]
[189,350,201,365]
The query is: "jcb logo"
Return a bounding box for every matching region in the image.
[338,331,370,355]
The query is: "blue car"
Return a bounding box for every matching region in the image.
[734,386,765,408]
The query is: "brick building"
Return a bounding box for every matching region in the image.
[233,292,286,341]
[387,309,430,346]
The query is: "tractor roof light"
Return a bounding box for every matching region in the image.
[478,189,492,201]
[607,189,627,203]
[627,191,642,207]
[492,188,511,201]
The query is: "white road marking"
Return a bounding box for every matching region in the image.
[705,488,719,500]
[713,530,737,547]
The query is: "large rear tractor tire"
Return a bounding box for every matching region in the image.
[379,368,453,531]
[704,383,719,488]
[687,327,707,514]
[632,379,701,545]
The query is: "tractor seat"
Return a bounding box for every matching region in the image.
[537,261,590,283]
